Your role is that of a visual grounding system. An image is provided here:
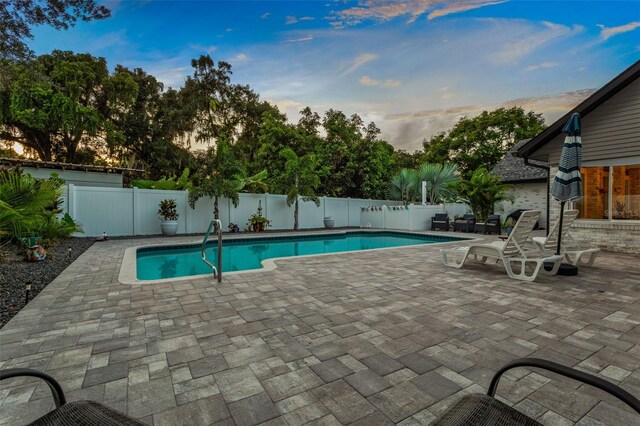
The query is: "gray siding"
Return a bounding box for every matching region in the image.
[22,167,123,187]
[537,77,640,164]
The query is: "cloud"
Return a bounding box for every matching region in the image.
[284,35,314,43]
[525,61,558,72]
[490,20,583,64]
[260,12,270,19]
[287,15,316,25]
[427,0,507,20]
[232,53,248,62]
[597,21,640,40]
[189,44,217,54]
[329,0,506,27]
[359,75,401,88]
[341,53,379,76]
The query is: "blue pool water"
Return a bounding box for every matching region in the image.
[136,231,464,280]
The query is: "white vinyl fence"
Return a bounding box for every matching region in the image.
[62,185,471,237]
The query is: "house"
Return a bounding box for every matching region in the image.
[492,139,549,229]
[0,157,144,188]
[516,59,640,254]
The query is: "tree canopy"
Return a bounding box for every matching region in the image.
[0,0,110,62]
[1,49,548,206]
[422,107,545,179]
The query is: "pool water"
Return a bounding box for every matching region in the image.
[136,231,464,280]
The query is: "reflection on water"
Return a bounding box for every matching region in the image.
[159,257,178,278]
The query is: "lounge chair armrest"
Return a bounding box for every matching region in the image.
[0,368,66,408]
[487,358,640,415]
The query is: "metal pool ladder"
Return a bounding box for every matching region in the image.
[202,219,222,282]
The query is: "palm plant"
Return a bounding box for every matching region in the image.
[415,162,460,204]
[456,167,513,222]
[388,168,417,205]
[279,148,320,230]
[0,170,82,241]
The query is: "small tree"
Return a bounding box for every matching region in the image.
[188,140,242,219]
[415,162,460,204]
[388,168,418,205]
[279,148,320,230]
[457,168,513,222]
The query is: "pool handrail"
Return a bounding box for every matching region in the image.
[201,219,222,282]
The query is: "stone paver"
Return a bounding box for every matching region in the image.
[1,232,639,425]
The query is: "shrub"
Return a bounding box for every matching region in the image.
[158,199,179,221]
[0,169,83,243]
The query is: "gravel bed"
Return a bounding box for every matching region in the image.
[0,238,95,328]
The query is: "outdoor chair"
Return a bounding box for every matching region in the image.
[433,357,640,425]
[453,214,476,232]
[0,368,145,426]
[431,213,450,231]
[474,214,501,235]
[529,209,599,266]
[441,210,563,282]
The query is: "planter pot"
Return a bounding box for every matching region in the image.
[323,217,335,228]
[252,223,265,232]
[160,220,178,236]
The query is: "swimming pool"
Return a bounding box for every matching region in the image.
[131,231,467,281]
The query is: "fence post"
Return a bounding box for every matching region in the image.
[67,184,75,217]
[132,187,139,235]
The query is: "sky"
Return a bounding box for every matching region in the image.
[29,0,640,151]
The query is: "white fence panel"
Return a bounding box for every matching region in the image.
[136,189,188,235]
[298,198,325,229]
[384,206,410,230]
[233,193,266,231]
[73,186,134,237]
[266,194,292,230]
[443,203,470,219]
[324,197,349,227]
[188,196,215,234]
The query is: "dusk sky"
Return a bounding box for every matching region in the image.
[30,0,640,151]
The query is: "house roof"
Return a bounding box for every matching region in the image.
[492,139,548,183]
[0,157,145,174]
[516,59,640,159]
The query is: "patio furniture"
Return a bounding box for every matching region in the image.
[431,213,450,231]
[433,357,640,425]
[508,209,540,230]
[453,214,476,233]
[474,215,501,235]
[529,209,599,266]
[0,368,145,426]
[441,210,563,282]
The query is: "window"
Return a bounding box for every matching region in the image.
[576,165,640,220]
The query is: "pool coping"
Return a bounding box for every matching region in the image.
[118,229,478,285]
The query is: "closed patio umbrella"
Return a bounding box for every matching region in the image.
[550,112,583,258]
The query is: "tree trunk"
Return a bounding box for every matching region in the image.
[213,196,219,220]
[294,198,299,230]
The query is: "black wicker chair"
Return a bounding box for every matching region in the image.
[481,214,501,235]
[431,213,450,231]
[433,358,640,425]
[0,368,145,426]
[453,214,476,233]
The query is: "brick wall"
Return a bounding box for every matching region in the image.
[497,181,548,228]
[548,165,640,255]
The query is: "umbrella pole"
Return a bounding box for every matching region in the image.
[556,201,565,256]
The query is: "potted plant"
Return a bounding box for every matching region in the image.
[158,199,179,235]
[247,203,271,232]
[503,217,515,235]
[324,216,335,228]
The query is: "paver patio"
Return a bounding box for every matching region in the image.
[1,232,640,425]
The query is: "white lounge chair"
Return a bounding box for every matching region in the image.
[441,210,564,282]
[530,209,600,267]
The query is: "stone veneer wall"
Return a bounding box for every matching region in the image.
[498,182,548,228]
[548,166,640,255]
